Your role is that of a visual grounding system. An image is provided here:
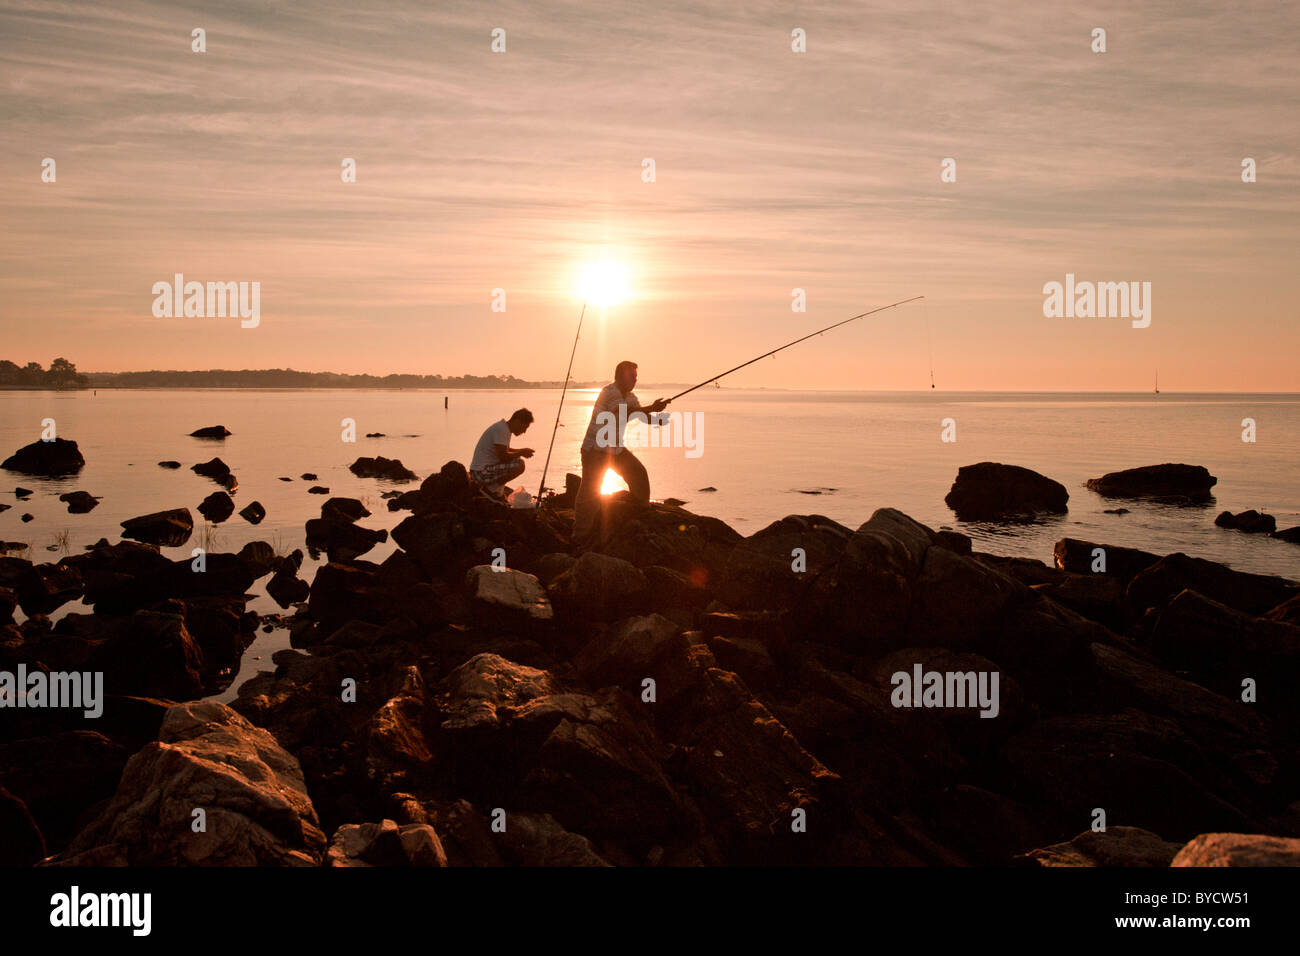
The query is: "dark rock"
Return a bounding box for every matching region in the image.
[305,517,388,561]
[198,491,235,522]
[15,487,33,498]
[189,425,232,438]
[1053,537,1160,583]
[321,497,370,523]
[20,514,32,522]
[1020,827,1184,867]
[1272,526,1300,545]
[238,501,266,524]
[0,786,46,866]
[391,512,470,572]
[717,514,851,612]
[267,555,310,609]
[944,462,1069,521]
[1126,552,1298,616]
[15,562,83,615]
[308,562,381,629]
[58,491,99,514]
[549,551,649,623]
[1148,589,1300,711]
[349,456,417,482]
[301,473,318,481]
[238,541,276,578]
[1,438,85,476]
[466,566,553,625]
[327,819,447,867]
[157,461,181,469]
[0,731,128,851]
[1215,510,1276,533]
[1086,463,1217,502]
[308,486,330,495]
[192,457,233,481]
[279,476,293,482]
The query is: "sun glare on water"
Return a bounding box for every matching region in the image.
[577,261,630,307]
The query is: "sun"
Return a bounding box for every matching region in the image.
[577,261,630,307]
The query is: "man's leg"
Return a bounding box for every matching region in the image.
[610,448,650,504]
[572,448,608,546]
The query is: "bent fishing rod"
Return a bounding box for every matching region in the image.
[664,295,925,403]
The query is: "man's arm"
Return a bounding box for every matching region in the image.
[493,444,534,461]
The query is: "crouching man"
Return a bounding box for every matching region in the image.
[469,408,534,500]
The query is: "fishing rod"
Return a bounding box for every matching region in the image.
[535,300,587,503]
[664,295,925,403]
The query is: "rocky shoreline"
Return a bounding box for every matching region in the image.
[2,454,1300,866]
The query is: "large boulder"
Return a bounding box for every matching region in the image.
[716,515,852,612]
[1171,833,1300,866]
[465,566,553,625]
[944,462,1069,521]
[1085,463,1217,502]
[327,819,447,867]
[1054,537,1160,583]
[2,438,84,476]
[305,517,388,561]
[47,701,327,866]
[198,491,234,522]
[189,425,231,438]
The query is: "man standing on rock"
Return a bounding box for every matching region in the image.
[573,361,669,548]
[469,408,535,500]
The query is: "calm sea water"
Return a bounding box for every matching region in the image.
[3,388,1297,699]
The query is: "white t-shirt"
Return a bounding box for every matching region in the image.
[471,419,511,472]
[581,384,645,453]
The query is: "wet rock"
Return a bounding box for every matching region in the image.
[198,491,235,522]
[1086,463,1217,502]
[349,456,417,482]
[1171,832,1300,866]
[308,486,330,495]
[1020,827,1184,867]
[158,461,181,469]
[1215,510,1276,533]
[237,541,276,579]
[238,501,266,524]
[189,425,232,438]
[1,438,85,476]
[944,462,1069,521]
[47,701,326,866]
[121,508,194,547]
[58,491,99,514]
[305,517,388,562]
[321,497,370,523]
[301,473,318,481]
[192,457,235,487]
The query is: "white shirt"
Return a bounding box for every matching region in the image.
[470,419,511,472]
[581,384,646,453]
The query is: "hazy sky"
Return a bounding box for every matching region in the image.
[1,0,1297,390]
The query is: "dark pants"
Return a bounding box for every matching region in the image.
[573,447,649,546]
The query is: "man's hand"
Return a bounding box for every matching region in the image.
[646,398,669,414]
[517,448,535,458]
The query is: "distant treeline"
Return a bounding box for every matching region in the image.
[77,368,593,389]
[0,358,89,388]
